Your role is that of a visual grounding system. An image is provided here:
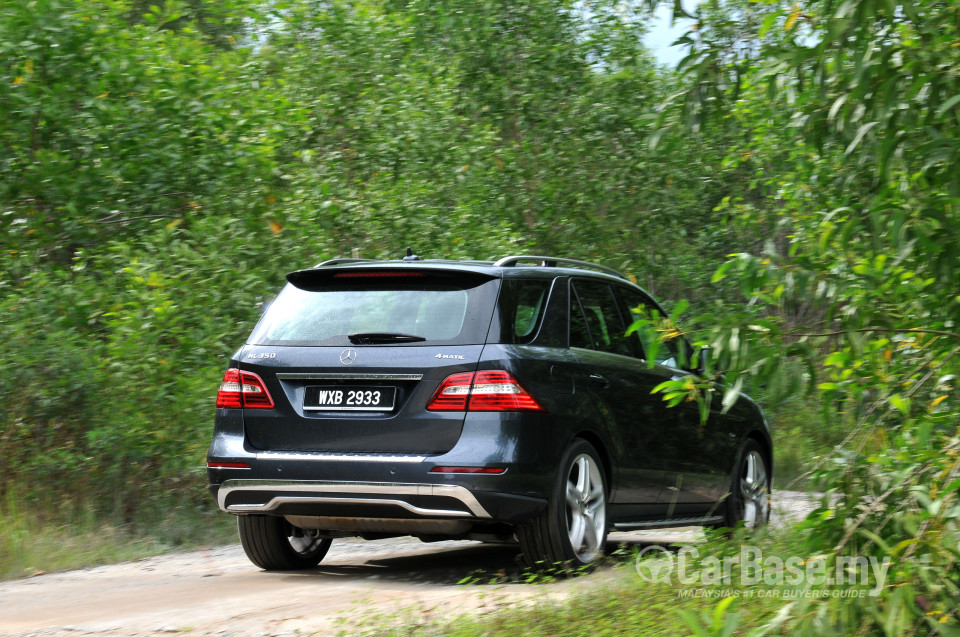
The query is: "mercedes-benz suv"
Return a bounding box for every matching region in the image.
[207,254,772,571]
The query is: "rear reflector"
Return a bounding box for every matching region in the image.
[216,368,275,409]
[427,370,546,412]
[430,466,507,474]
[207,462,251,469]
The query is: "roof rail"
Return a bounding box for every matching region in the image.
[313,258,380,268]
[493,255,627,280]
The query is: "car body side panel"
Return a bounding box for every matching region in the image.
[658,385,767,505]
[569,347,667,504]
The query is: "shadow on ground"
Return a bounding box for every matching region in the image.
[278,534,685,586]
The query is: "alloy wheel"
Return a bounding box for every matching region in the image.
[564,453,606,561]
[739,450,769,527]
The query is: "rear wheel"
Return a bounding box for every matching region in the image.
[237,515,332,570]
[518,439,607,572]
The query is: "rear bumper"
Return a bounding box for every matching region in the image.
[207,411,564,530]
[212,477,547,528]
[217,479,493,518]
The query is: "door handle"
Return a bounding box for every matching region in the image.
[588,373,609,388]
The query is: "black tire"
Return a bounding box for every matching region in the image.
[517,439,608,572]
[713,439,770,530]
[237,515,332,570]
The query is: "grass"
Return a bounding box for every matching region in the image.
[0,490,237,581]
[352,577,715,636]
[342,528,817,637]
[344,566,777,637]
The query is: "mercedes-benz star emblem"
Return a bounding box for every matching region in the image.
[339,349,358,365]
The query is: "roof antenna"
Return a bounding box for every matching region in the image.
[402,247,421,262]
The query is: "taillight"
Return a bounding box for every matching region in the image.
[426,372,474,410]
[468,371,545,411]
[427,370,546,412]
[216,368,275,409]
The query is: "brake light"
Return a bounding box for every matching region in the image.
[333,272,424,279]
[427,370,546,412]
[207,462,251,469]
[216,368,275,409]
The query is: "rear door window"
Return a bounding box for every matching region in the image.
[570,280,633,357]
[570,287,593,349]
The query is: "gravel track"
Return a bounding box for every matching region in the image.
[0,491,819,637]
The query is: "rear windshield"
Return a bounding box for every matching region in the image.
[249,273,499,346]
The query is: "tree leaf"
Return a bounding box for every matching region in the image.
[845,121,879,155]
[721,374,743,413]
[935,94,960,117]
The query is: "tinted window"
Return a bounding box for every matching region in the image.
[569,287,593,349]
[497,279,551,344]
[617,287,683,368]
[249,275,499,346]
[571,280,632,357]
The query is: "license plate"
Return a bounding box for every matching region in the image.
[304,386,396,411]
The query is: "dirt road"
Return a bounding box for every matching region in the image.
[0,491,819,637]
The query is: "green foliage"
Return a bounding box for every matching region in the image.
[16,14,955,635]
[0,489,236,580]
[0,0,280,263]
[0,221,285,516]
[353,562,740,636]
[644,0,960,633]
[677,595,742,637]
[2,0,747,562]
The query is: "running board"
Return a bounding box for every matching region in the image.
[613,516,724,531]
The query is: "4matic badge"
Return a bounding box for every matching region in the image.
[435,353,465,360]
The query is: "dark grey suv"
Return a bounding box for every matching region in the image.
[207,255,772,571]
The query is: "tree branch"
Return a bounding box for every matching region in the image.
[92,214,175,225]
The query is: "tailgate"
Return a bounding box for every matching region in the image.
[236,266,500,454]
[240,344,484,454]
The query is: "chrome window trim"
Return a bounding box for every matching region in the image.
[276,373,424,381]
